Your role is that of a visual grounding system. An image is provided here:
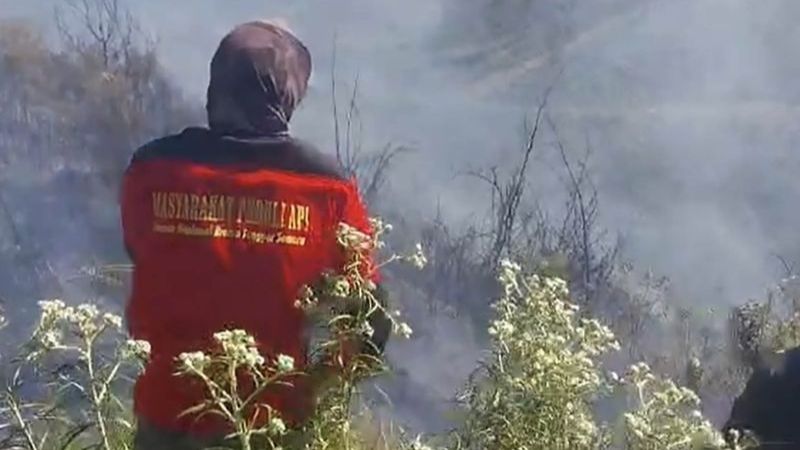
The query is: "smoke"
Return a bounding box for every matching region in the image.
[537,0,800,306]
[3,0,800,433]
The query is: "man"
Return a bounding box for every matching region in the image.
[724,347,800,449]
[120,20,390,449]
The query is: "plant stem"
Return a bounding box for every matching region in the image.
[97,360,122,405]
[6,390,39,450]
[238,425,252,450]
[84,343,112,450]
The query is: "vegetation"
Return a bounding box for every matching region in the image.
[0,216,770,449]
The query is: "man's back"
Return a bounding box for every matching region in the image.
[121,127,372,435]
[120,21,390,443]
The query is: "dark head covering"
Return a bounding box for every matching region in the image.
[206,21,312,136]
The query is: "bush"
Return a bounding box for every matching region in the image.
[457,261,617,449]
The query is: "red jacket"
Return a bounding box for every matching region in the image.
[120,128,377,436]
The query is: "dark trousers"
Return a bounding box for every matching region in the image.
[133,418,309,450]
[133,419,227,450]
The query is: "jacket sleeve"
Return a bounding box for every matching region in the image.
[119,161,151,341]
[120,167,138,264]
[339,181,391,357]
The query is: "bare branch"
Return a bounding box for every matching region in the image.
[54,0,141,71]
[358,143,413,204]
[328,45,409,202]
[773,253,795,278]
[330,33,342,166]
[481,86,552,268]
[345,72,362,172]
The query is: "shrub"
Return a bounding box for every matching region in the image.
[2,300,148,450]
[452,259,754,450]
[457,261,618,450]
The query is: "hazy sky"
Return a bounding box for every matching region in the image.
[4,0,800,311]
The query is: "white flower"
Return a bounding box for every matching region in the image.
[103,313,123,329]
[331,277,351,298]
[71,303,101,337]
[275,354,295,374]
[39,299,66,315]
[179,351,210,372]
[122,339,151,360]
[408,243,428,270]
[244,351,265,367]
[488,320,515,337]
[497,259,522,294]
[409,436,435,450]
[359,321,375,338]
[295,286,318,310]
[38,299,75,324]
[396,321,413,339]
[268,417,287,435]
[213,329,265,368]
[40,330,62,349]
[499,259,521,274]
[75,304,99,320]
[336,222,372,251]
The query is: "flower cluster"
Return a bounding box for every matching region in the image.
[337,222,374,252]
[176,329,295,379]
[275,354,295,374]
[213,329,265,368]
[295,219,427,449]
[406,435,440,450]
[617,362,727,449]
[30,300,128,358]
[462,260,618,450]
[121,339,151,361]
[178,351,211,373]
[406,243,428,270]
[176,330,299,450]
[394,314,413,339]
[13,300,150,450]
[457,259,745,450]
[297,219,424,363]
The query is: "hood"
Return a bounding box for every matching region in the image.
[206,21,311,137]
